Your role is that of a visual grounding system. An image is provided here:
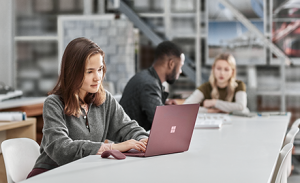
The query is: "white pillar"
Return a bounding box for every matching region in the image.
[83,0,93,15]
[97,0,105,14]
[0,0,14,87]
[195,0,201,87]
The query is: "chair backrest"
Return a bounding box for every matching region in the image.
[292,119,300,154]
[271,143,293,183]
[292,118,300,129]
[282,127,299,176]
[282,128,299,147]
[1,138,40,183]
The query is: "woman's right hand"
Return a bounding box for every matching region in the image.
[111,139,147,152]
[203,99,217,108]
[207,108,222,113]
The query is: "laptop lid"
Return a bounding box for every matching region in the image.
[142,104,199,157]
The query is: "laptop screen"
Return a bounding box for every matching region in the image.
[143,104,199,157]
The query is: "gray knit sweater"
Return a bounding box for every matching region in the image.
[33,91,148,170]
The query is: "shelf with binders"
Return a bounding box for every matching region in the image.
[15,41,58,97]
[271,0,300,65]
[13,0,85,97]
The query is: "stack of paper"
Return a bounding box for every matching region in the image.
[205,114,232,124]
[0,90,23,102]
[0,112,27,121]
[195,119,223,129]
[194,114,232,129]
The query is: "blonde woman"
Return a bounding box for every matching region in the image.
[184,53,248,113]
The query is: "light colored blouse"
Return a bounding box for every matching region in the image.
[184,80,249,113]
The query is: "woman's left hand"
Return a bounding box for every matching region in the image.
[203,99,217,108]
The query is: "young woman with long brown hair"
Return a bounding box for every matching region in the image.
[27,37,148,178]
[184,53,248,113]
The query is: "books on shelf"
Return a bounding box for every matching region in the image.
[0,112,27,121]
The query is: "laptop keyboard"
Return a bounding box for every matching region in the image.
[123,149,145,156]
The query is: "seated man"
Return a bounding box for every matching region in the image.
[119,41,185,131]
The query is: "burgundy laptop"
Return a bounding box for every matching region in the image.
[123,104,200,157]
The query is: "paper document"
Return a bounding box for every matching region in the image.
[0,90,23,102]
[195,119,223,128]
[195,114,232,129]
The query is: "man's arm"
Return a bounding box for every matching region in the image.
[140,84,164,126]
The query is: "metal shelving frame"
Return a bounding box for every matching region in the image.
[218,0,290,112]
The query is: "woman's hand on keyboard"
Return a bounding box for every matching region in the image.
[112,139,147,152]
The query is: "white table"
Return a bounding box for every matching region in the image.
[21,113,290,183]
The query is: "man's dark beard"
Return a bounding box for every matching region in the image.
[166,67,177,85]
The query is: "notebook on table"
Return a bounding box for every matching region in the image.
[123,104,200,157]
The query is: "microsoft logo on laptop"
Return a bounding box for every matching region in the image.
[170,126,176,133]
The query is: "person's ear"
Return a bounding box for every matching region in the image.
[232,69,235,77]
[168,58,175,69]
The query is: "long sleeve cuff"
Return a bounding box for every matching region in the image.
[184,90,204,104]
[96,143,114,155]
[214,91,248,113]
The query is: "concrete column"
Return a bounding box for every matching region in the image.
[83,0,93,15]
[0,0,14,87]
[247,66,257,111]
[97,0,105,14]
